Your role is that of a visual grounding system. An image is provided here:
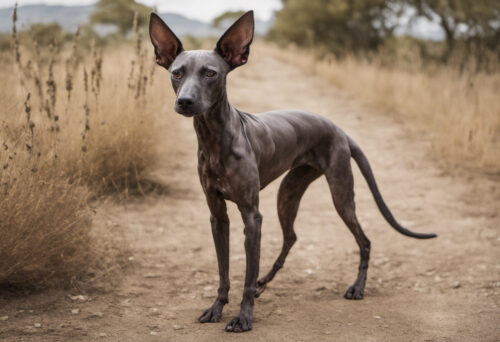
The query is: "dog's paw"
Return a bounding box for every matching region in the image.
[198,302,224,323]
[225,313,253,332]
[344,285,364,300]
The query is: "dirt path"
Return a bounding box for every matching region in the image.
[1,46,499,341]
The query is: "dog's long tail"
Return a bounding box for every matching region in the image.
[348,137,437,239]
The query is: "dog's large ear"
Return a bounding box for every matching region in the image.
[215,10,254,69]
[149,13,183,69]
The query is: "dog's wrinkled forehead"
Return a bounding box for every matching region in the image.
[171,50,230,73]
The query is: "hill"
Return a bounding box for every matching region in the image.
[0,4,271,36]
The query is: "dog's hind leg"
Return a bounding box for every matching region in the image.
[325,149,371,300]
[255,165,321,297]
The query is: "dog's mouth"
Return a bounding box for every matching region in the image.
[174,106,203,117]
[177,111,197,117]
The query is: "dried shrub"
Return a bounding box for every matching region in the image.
[0,173,92,288]
[0,8,172,288]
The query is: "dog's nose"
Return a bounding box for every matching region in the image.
[177,96,195,107]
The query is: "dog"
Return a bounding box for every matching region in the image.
[149,10,436,333]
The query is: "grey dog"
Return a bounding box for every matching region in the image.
[149,10,436,333]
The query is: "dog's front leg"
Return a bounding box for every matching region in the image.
[199,192,230,323]
[225,204,262,332]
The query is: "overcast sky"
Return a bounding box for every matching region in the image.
[0,0,283,22]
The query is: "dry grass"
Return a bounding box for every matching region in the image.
[268,44,500,174]
[0,7,174,288]
[0,173,92,288]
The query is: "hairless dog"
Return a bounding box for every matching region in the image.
[149,10,436,333]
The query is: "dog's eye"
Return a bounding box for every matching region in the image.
[172,70,182,79]
[206,70,217,78]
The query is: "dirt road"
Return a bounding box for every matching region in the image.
[1,46,499,341]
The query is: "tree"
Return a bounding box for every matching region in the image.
[212,11,245,28]
[90,0,152,36]
[403,0,500,66]
[28,22,65,46]
[410,0,498,60]
[268,0,397,56]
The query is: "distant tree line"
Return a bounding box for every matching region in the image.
[268,0,500,68]
[3,0,498,70]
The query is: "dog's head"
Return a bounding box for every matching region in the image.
[149,11,254,117]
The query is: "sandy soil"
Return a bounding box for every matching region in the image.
[1,46,499,341]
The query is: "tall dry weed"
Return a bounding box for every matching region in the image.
[0,7,171,288]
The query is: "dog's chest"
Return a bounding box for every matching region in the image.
[198,149,237,198]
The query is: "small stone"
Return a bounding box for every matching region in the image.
[71,309,80,315]
[68,295,87,301]
[172,324,183,330]
[90,312,104,318]
[34,323,42,328]
[315,286,327,292]
[99,333,107,337]
[0,316,8,321]
[452,282,461,289]
[150,331,158,336]
[203,285,213,291]
[305,269,314,275]
[128,256,135,261]
[434,275,442,282]
[374,315,381,319]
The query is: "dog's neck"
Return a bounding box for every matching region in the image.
[193,89,242,152]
